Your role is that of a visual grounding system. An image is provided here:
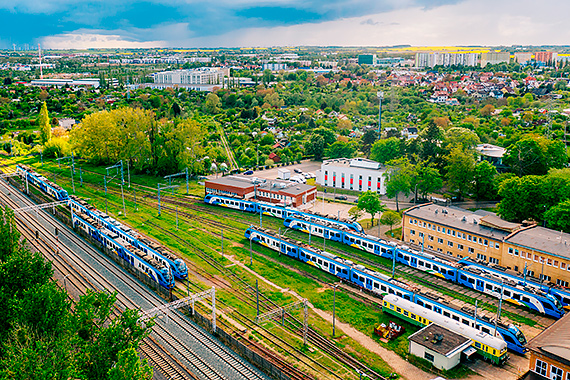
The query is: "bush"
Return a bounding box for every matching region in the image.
[43,137,71,159]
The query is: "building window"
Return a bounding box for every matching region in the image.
[447,241,453,247]
[495,242,500,249]
[489,257,499,265]
[535,359,548,376]
[458,244,464,250]
[557,279,569,287]
[477,253,487,262]
[540,274,552,282]
[410,229,416,235]
[562,262,567,270]
[424,352,434,362]
[551,365,563,380]
[428,235,434,241]
[437,238,443,244]
[468,247,474,254]
[508,248,513,255]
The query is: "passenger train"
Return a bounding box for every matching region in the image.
[15,164,188,281]
[16,164,69,201]
[203,193,363,233]
[383,294,509,365]
[458,258,570,311]
[72,209,174,289]
[245,226,527,354]
[284,215,565,319]
[69,196,188,280]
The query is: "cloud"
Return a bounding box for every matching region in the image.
[42,32,166,49]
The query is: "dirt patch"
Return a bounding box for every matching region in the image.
[316,287,329,293]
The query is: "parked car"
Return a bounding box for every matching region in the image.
[294,168,302,173]
[335,195,348,200]
[243,170,254,175]
[303,173,311,179]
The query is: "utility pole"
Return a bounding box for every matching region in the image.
[121,184,126,216]
[250,235,253,266]
[221,229,224,259]
[332,283,338,337]
[256,279,259,316]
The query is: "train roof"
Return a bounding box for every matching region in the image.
[385,294,507,351]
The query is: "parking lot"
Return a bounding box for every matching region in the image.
[249,160,321,180]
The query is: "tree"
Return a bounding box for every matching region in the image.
[108,346,153,380]
[348,206,364,221]
[370,137,402,164]
[384,157,413,212]
[380,210,402,233]
[418,123,444,164]
[305,134,325,159]
[39,102,51,144]
[357,191,386,226]
[503,135,567,176]
[327,140,355,159]
[545,200,570,233]
[170,101,181,117]
[361,129,377,156]
[480,104,495,117]
[204,93,221,114]
[443,127,480,152]
[413,163,443,200]
[445,145,475,200]
[471,160,498,200]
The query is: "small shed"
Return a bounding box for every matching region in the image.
[409,323,472,371]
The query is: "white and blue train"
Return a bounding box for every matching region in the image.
[203,193,363,233]
[458,258,570,311]
[284,215,565,320]
[245,226,527,354]
[69,196,188,280]
[72,209,174,289]
[16,164,188,281]
[17,164,69,201]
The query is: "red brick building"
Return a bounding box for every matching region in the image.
[205,176,316,207]
[519,312,570,380]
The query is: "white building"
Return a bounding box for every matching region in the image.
[408,324,472,371]
[262,63,288,71]
[415,52,479,68]
[316,158,387,194]
[153,67,229,86]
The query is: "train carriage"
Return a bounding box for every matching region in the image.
[245,225,527,354]
[383,294,509,365]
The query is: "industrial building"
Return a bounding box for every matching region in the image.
[153,68,230,86]
[402,204,570,288]
[204,176,316,207]
[480,52,511,67]
[315,158,387,194]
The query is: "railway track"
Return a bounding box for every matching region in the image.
[0,178,268,380]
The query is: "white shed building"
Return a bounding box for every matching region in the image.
[408,323,472,371]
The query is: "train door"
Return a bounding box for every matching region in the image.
[324,229,330,239]
[410,257,417,268]
[476,279,485,292]
[365,277,373,290]
[329,262,335,274]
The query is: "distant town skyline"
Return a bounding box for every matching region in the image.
[2,0,570,49]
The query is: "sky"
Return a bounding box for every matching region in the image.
[2,0,570,49]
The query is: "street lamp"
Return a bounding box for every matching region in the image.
[63,274,70,291]
[377,91,384,138]
[331,283,339,337]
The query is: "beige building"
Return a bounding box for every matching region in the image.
[402,204,570,287]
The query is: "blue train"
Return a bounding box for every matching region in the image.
[72,209,174,289]
[284,215,565,319]
[17,164,188,281]
[203,193,363,233]
[245,226,527,354]
[69,196,188,280]
[458,258,570,311]
[17,164,69,201]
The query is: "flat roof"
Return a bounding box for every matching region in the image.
[409,323,471,357]
[527,312,570,367]
[322,157,385,171]
[507,226,570,259]
[404,204,515,241]
[206,175,315,196]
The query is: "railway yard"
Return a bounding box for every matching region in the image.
[0,156,561,380]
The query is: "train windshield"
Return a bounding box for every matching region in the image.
[515,329,527,345]
[175,259,187,272]
[549,295,563,310]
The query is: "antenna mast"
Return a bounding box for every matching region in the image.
[38,43,43,79]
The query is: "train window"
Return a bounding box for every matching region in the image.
[390,304,394,310]
[425,304,432,310]
[353,273,357,279]
[396,307,401,313]
[544,302,554,310]
[443,311,450,317]
[503,290,511,297]
[486,284,493,290]
[482,327,490,334]
[475,342,481,349]
[452,315,459,321]
[419,260,424,266]
[411,314,416,320]
[389,289,394,294]
[462,319,469,325]
[359,276,364,282]
[417,300,424,306]
[513,293,520,300]
[468,278,475,284]
[381,285,387,292]
[433,265,438,271]
[383,301,387,307]
[373,283,379,289]
[426,263,432,269]
[460,274,467,281]
[404,310,409,317]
